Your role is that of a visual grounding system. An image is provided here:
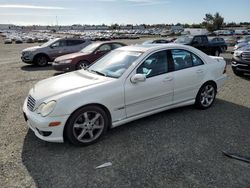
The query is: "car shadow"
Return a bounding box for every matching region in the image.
[21,99,250,188]
[21,64,54,72]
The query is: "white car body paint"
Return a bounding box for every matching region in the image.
[23,44,227,143]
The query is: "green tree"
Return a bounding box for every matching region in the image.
[203,12,224,32]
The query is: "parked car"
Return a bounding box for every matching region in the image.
[232,44,250,76]
[52,42,126,71]
[142,39,171,45]
[175,35,226,56]
[234,36,250,51]
[208,37,228,52]
[23,44,227,146]
[4,38,12,44]
[21,38,91,66]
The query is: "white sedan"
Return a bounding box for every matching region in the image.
[23,44,227,146]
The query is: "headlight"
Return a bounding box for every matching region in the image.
[23,51,32,56]
[234,51,242,57]
[59,59,72,64]
[36,101,56,117]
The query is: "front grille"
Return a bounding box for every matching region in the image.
[27,95,36,111]
[242,52,250,62]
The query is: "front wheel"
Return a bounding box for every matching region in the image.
[76,60,89,70]
[35,55,48,67]
[65,106,109,146]
[233,69,243,77]
[195,83,216,109]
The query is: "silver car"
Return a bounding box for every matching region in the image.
[21,38,91,66]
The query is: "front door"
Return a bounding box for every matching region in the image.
[125,50,174,118]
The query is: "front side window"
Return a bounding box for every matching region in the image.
[97,44,112,52]
[51,40,66,48]
[112,43,124,49]
[137,50,168,78]
[171,49,204,71]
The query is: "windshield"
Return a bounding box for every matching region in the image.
[40,38,59,47]
[81,43,100,53]
[175,36,192,44]
[88,50,142,78]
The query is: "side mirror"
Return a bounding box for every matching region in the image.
[131,74,146,83]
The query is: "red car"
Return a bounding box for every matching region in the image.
[52,41,126,71]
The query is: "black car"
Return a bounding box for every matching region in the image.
[232,44,250,76]
[175,35,225,56]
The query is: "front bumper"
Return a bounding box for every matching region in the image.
[231,59,250,73]
[52,62,75,71]
[23,98,70,143]
[21,55,33,63]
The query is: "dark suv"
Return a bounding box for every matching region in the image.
[232,44,250,76]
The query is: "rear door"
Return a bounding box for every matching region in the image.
[66,40,85,53]
[170,49,206,104]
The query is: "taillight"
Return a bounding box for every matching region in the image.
[223,64,227,74]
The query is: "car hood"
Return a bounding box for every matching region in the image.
[238,44,250,51]
[55,52,90,62]
[30,70,111,101]
[23,46,41,52]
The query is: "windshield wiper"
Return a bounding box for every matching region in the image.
[90,70,106,77]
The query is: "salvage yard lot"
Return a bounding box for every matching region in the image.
[0,38,249,188]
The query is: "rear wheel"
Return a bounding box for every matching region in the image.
[35,55,48,67]
[76,60,89,70]
[195,83,216,109]
[65,106,109,146]
[214,49,220,56]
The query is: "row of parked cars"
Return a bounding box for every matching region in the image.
[21,35,250,76]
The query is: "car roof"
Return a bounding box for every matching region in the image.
[118,43,189,53]
[92,41,126,46]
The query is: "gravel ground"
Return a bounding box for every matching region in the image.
[0,38,249,188]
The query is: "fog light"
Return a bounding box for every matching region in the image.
[49,122,61,127]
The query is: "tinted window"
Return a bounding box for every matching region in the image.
[171,49,204,71]
[193,37,202,44]
[67,40,85,46]
[137,50,168,78]
[51,40,67,48]
[97,44,112,52]
[112,43,124,49]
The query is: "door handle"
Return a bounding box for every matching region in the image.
[163,77,173,82]
[196,69,204,74]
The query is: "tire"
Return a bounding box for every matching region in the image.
[214,49,220,56]
[65,105,109,146]
[76,60,89,70]
[195,83,216,110]
[233,69,243,77]
[34,54,48,67]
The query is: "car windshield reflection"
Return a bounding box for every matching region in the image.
[87,50,142,78]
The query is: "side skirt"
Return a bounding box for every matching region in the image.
[111,99,195,128]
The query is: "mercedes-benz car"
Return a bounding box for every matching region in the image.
[23,44,227,146]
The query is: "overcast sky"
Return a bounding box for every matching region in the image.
[0,0,249,25]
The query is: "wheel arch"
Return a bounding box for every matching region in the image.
[63,103,112,141]
[196,80,217,97]
[34,53,51,62]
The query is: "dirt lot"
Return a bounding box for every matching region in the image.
[0,38,249,188]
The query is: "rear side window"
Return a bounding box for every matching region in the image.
[171,49,204,71]
[67,40,85,46]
